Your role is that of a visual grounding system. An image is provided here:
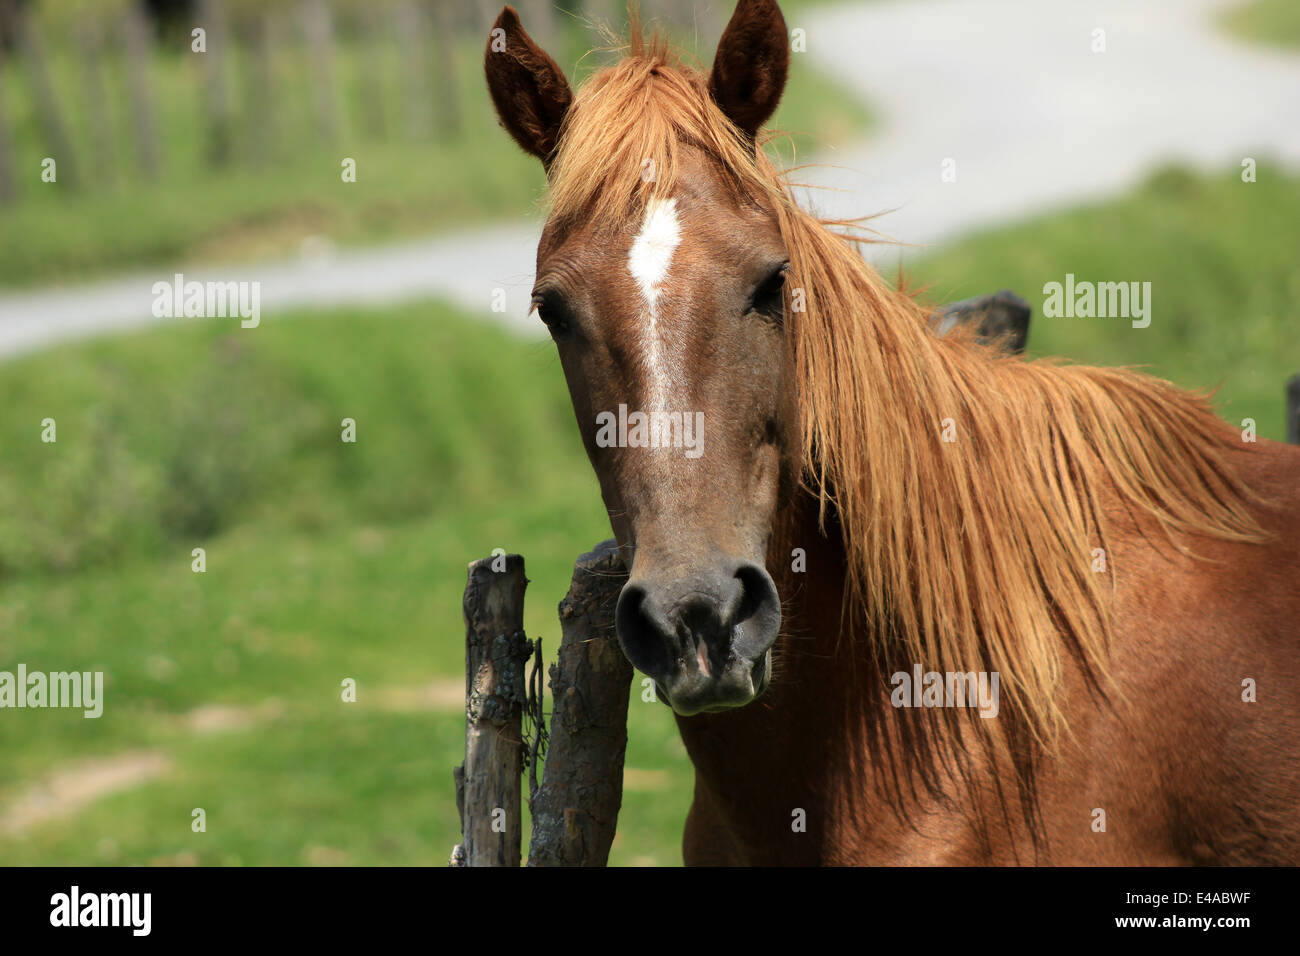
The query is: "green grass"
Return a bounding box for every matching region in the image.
[907,164,1299,441]
[1220,0,1300,49]
[0,163,1295,866]
[0,299,692,865]
[0,8,870,289]
[0,514,693,865]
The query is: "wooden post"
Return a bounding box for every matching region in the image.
[12,0,79,188]
[431,0,462,139]
[355,5,387,140]
[529,539,633,866]
[933,290,1031,355]
[452,554,532,866]
[516,0,558,53]
[120,0,161,180]
[240,9,280,165]
[299,0,339,145]
[0,11,15,203]
[76,16,115,187]
[393,0,432,142]
[197,0,235,167]
[472,0,501,32]
[1287,373,1299,446]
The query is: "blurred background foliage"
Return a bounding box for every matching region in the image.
[0,0,867,285]
[0,0,1295,866]
[1220,0,1300,48]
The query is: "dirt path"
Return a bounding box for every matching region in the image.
[0,751,171,835]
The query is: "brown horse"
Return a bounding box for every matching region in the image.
[484,0,1300,865]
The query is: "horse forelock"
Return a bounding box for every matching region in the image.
[546,29,773,232]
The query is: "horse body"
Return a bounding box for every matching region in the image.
[680,427,1300,866]
[484,0,1300,865]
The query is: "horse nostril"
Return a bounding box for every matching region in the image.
[615,583,674,678]
[731,562,781,659]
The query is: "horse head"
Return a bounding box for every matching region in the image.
[485,0,794,715]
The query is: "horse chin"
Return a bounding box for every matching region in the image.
[658,649,772,717]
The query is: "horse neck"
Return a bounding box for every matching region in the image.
[673,486,885,812]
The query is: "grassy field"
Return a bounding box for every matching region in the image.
[0,162,1296,866]
[0,9,869,289]
[908,164,1299,441]
[1220,0,1300,49]
[0,300,693,865]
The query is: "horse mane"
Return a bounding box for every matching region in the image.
[544,27,1270,752]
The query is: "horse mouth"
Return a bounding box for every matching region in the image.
[655,648,772,716]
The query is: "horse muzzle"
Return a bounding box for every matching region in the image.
[615,561,781,716]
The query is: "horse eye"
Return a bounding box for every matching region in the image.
[750,263,789,320]
[532,292,571,336]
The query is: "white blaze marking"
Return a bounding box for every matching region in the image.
[627,197,681,410]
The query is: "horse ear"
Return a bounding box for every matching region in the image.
[709,0,790,140]
[484,6,573,166]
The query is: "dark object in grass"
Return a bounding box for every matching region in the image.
[933,289,1032,354]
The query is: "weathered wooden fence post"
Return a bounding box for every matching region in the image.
[0,13,15,204]
[528,539,632,866]
[452,554,532,866]
[120,0,161,181]
[12,0,79,189]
